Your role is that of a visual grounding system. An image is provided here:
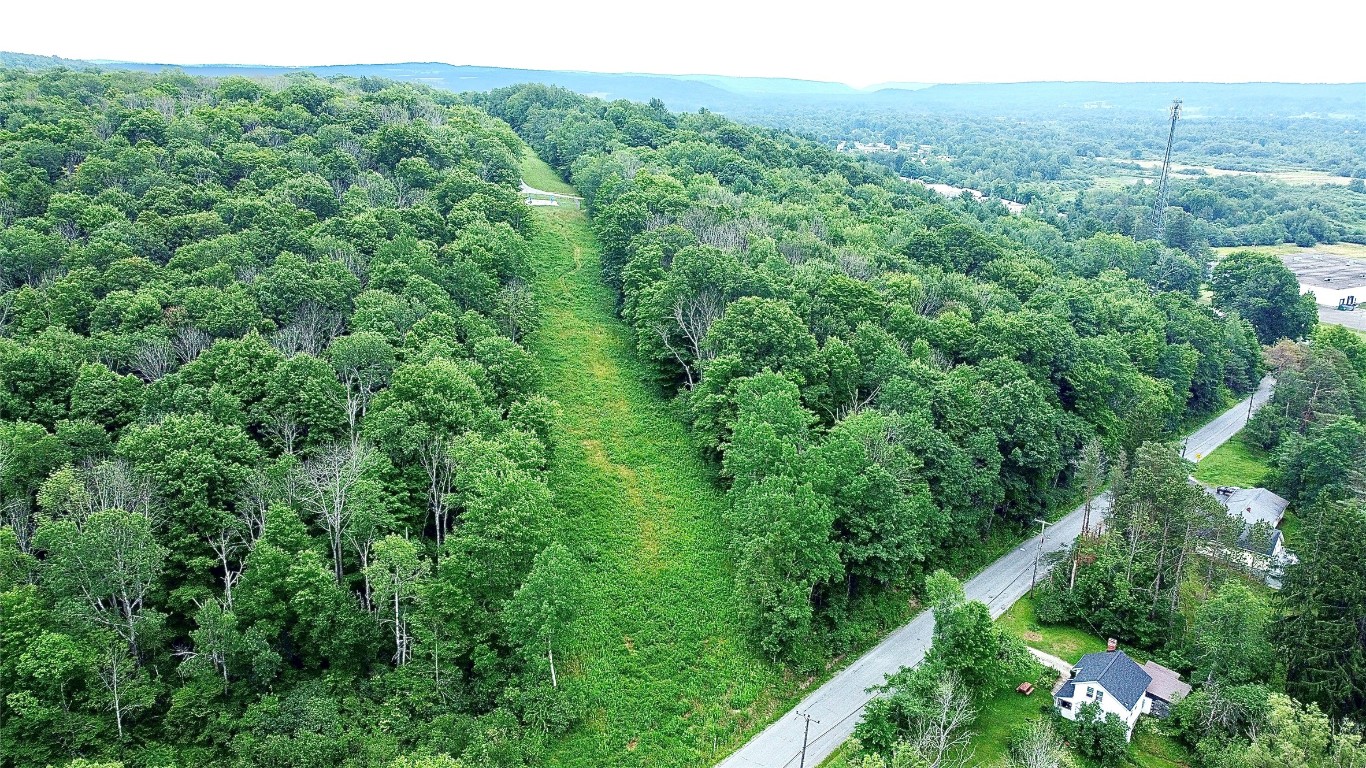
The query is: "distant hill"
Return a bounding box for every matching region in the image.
[4,51,1364,118]
[0,51,97,69]
[90,60,747,109]
[872,81,1366,117]
[667,73,860,97]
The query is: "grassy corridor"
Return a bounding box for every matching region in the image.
[520,152,791,766]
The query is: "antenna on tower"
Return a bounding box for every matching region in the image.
[1150,98,1182,241]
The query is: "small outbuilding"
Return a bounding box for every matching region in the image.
[1141,661,1192,717]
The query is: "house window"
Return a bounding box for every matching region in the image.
[1059,700,1072,710]
[1096,690,1104,703]
[1086,686,1094,698]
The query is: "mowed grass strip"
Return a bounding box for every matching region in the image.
[1191,437,1273,488]
[520,151,792,766]
[996,596,1108,662]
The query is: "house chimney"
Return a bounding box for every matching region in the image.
[1107,638,1118,652]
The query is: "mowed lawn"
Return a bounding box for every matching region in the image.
[520,151,794,766]
[1191,437,1273,488]
[997,596,1108,662]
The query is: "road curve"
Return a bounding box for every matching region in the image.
[716,376,1274,768]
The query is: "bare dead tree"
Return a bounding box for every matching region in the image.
[644,211,673,232]
[129,338,175,382]
[418,437,457,553]
[832,383,882,422]
[2,497,35,555]
[235,470,285,548]
[171,325,212,363]
[262,413,302,456]
[273,302,345,357]
[86,460,155,519]
[1008,719,1066,768]
[377,104,409,126]
[56,220,82,242]
[654,323,697,389]
[96,643,137,740]
[673,289,723,364]
[910,671,977,768]
[300,442,372,583]
[49,460,156,527]
[206,525,246,609]
[150,95,177,119]
[836,250,875,280]
[234,264,260,284]
[779,240,809,265]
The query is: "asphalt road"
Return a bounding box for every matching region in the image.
[1180,376,1275,462]
[1316,304,1366,333]
[716,376,1275,768]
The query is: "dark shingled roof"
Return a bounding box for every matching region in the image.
[1142,661,1192,703]
[1068,651,1152,712]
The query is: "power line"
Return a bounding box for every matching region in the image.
[1150,98,1182,241]
[796,711,821,768]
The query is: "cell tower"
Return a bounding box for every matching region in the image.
[1149,98,1182,240]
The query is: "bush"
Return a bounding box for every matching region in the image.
[1060,702,1129,767]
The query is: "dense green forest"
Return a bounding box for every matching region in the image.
[0,68,574,767]
[474,83,1266,666]
[1,63,1350,768]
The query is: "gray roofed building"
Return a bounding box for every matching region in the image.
[1141,661,1191,717]
[1067,650,1151,712]
[1211,486,1289,528]
[1202,486,1295,588]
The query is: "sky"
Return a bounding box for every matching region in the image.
[4,0,1363,87]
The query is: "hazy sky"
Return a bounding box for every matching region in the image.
[4,0,1362,86]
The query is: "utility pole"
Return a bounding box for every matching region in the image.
[1149,99,1182,242]
[797,710,820,768]
[1030,518,1051,594]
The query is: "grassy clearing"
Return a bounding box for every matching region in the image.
[1131,730,1195,768]
[520,152,579,196]
[1191,437,1273,488]
[521,150,795,766]
[1212,242,1366,259]
[997,596,1108,662]
[965,668,1060,766]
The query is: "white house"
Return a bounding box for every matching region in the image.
[1206,486,1297,587]
[1054,648,1192,739]
[1055,650,1151,739]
